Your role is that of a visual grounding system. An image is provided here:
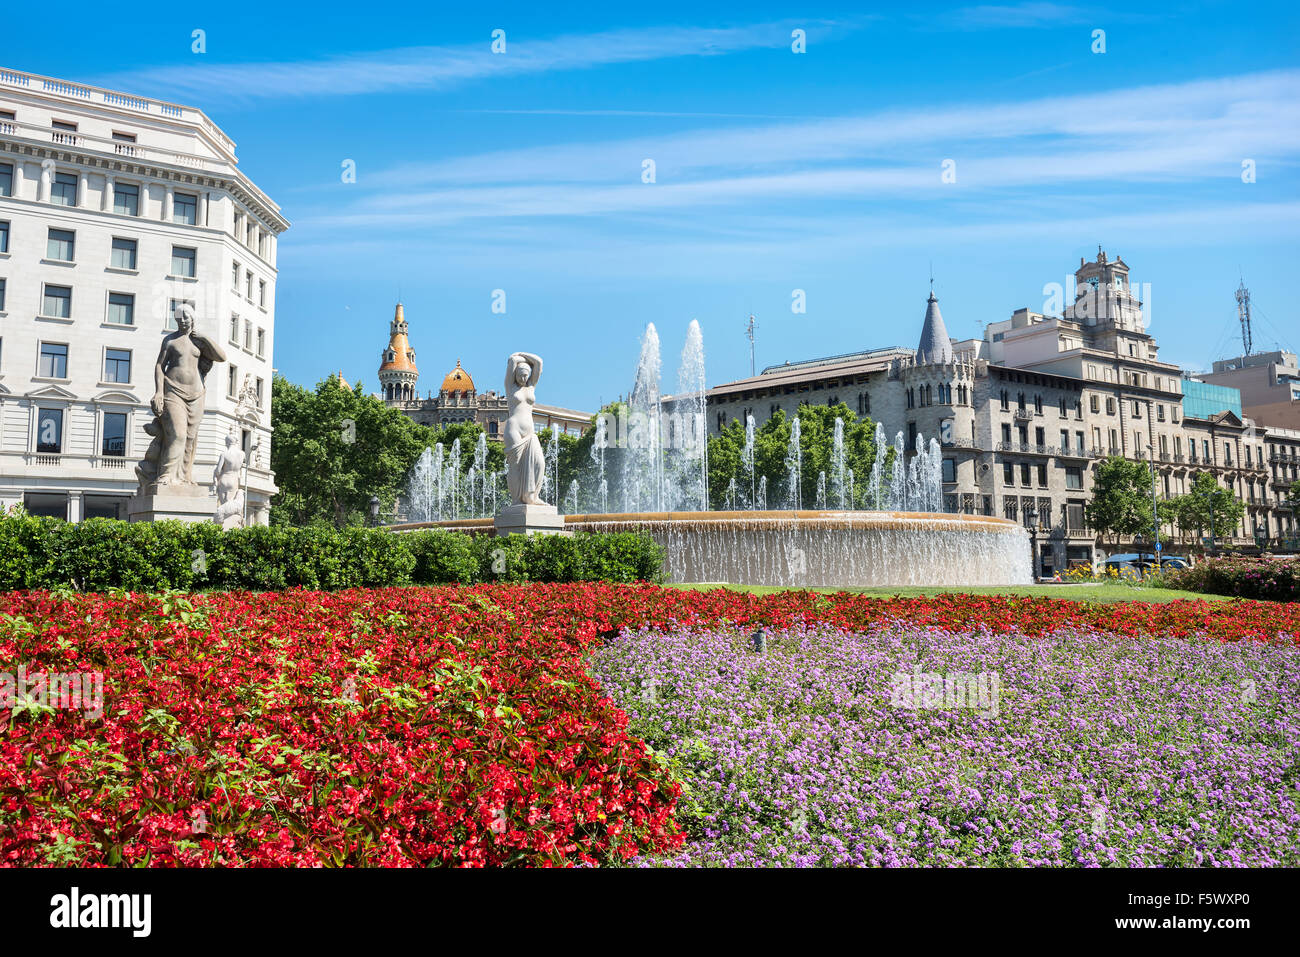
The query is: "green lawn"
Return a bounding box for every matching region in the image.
[670,582,1223,603]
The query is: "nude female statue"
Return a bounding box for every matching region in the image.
[149,305,226,489]
[504,352,545,506]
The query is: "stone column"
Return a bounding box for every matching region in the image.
[37,161,52,203]
[78,171,89,208]
[101,174,114,212]
[162,185,174,222]
[67,491,83,523]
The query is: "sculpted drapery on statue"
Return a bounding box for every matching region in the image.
[135,305,227,494]
[504,351,545,506]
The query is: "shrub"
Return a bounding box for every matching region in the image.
[1163,556,1300,602]
[0,516,662,592]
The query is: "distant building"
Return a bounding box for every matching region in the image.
[705,250,1300,572]
[374,302,591,437]
[1200,350,1300,429]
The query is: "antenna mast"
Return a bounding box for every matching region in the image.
[1236,278,1253,356]
[745,314,758,376]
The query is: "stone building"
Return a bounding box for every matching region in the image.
[1200,350,1300,429]
[0,67,284,522]
[375,302,591,438]
[705,251,1299,574]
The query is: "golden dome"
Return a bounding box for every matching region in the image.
[441,360,475,394]
[334,370,352,391]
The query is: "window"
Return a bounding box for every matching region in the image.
[258,280,266,308]
[245,271,253,300]
[113,182,139,216]
[171,246,196,278]
[1034,394,1042,414]
[244,319,252,350]
[1157,405,1165,422]
[104,348,131,383]
[39,342,68,378]
[255,377,264,408]
[256,329,266,358]
[1060,430,1070,451]
[1020,463,1031,486]
[0,279,5,312]
[1132,401,1142,417]
[1106,398,1115,415]
[173,192,198,225]
[230,315,240,343]
[1203,439,1210,462]
[246,221,255,246]
[106,292,134,326]
[231,262,240,291]
[1036,464,1048,487]
[1034,426,1045,446]
[42,285,72,318]
[941,459,955,483]
[51,172,77,206]
[1224,442,1233,465]
[1001,423,1012,444]
[102,412,127,456]
[228,365,238,398]
[258,231,267,258]
[0,162,12,196]
[46,228,75,261]
[1075,431,1085,454]
[0,219,8,253]
[36,408,63,453]
[999,389,1009,411]
[1065,466,1083,490]
[1058,396,1067,417]
[1002,463,1014,486]
[111,237,137,270]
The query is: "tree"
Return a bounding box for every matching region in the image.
[706,402,884,510]
[1085,455,1156,546]
[1167,471,1246,545]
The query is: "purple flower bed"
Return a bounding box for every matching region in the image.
[590,622,1300,867]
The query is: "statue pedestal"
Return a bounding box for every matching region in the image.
[127,487,216,525]
[493,503,570,538]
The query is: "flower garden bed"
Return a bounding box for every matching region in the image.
[1,583,1296,867]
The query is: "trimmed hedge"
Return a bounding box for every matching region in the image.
[1160,556,1299,602]
[0,515,663,592]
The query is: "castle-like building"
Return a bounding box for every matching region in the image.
[703,251,1300,575]
[375,303,591,438]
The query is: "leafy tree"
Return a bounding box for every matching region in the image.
[1167,471,1245,544]
[1085,456,1158,546]
[270,374,438,527]
[706,403,884,510]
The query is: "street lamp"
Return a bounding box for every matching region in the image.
[1145,441,1161,565]
[368,495,381,527]
[1024,505,1038,580]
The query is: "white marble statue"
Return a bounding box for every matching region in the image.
[212,431,245,529]
[504,352,545,506]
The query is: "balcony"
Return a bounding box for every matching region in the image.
[1013,408,1034,422]
[940,437,979,450]
[996,441,1057,456]
[2,117,223,172]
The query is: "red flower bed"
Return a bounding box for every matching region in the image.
[1,584,1294,868]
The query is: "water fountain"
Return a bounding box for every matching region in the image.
[394,321,1031,586]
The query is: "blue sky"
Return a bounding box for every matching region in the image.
[5,1,1298,412]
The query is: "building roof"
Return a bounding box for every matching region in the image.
[378,302,418,375]
[440,360,475,394]
[916,292,954,364]
[705,349,906,399]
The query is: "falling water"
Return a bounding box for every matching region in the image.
[624,324,663,512]
[785,417,802,509]
[664,319,708,512]
[742,414,756,509]
[757,475,768,511]
[888,432,906,511]
[814,471,827,510]
[868,422,886,510]
[406,447,438,522]
[564,480,580,515]
[590,414,609,514]
[830,418,846,509]
[725,477,737,511]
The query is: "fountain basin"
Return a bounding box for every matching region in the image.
[391,510,1032,588]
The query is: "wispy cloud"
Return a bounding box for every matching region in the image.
[289,68,1300,236]
[949,3,1091,28]
[98,19,860,103]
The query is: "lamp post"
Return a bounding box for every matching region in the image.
[368,495,381,528]
[1146,441,1160,565]
[1024,504,1038,580]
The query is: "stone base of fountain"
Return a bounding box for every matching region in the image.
[493,503,571,538]
[564,510,1031,588]
[394,509,1031,587]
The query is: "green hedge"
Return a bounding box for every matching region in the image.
[0,515,664,592]
[1160,556,1299,602]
